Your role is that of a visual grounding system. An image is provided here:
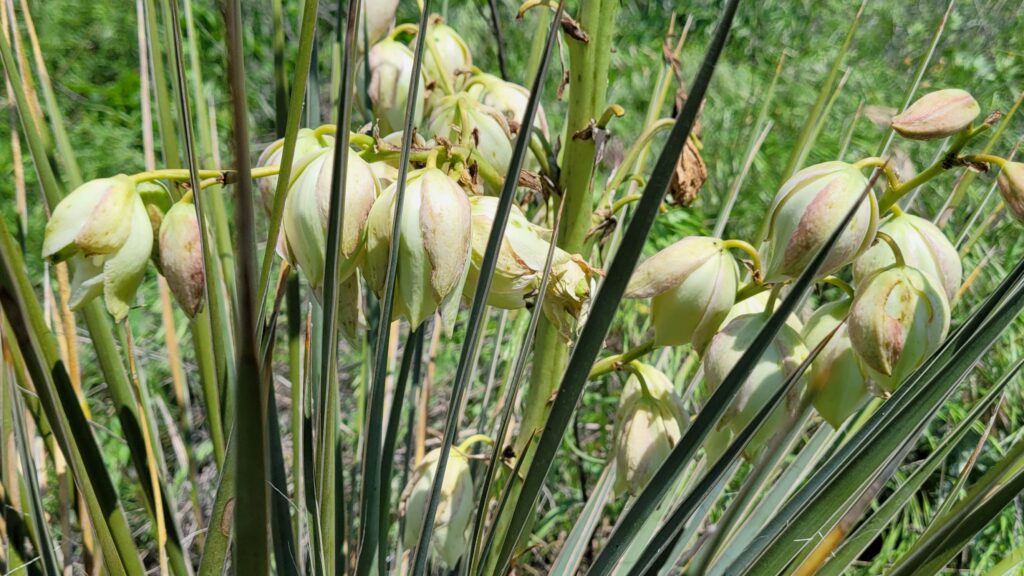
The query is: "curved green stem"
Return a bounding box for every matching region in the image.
[588,339,657,379]
[457,434,494,454]
[962,153,1008,169]
[387,23,419,40]
[736,280,772,303]
[877,124,988,213]
[722,238,763,282]
[821,275,855,299]
[875,231,905,268]
[131,165,281,184]
[854,156,901,189]
[611,193,642,215]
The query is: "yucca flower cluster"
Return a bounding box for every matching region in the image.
[613,87,1020,490]
[36,3,1022,528]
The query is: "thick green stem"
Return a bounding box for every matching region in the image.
[490,1,620,571]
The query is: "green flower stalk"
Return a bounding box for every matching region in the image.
[159,194,205,318]
[852,210,962,301]
[364,167,472,329]
[463,196,595,338]
[702,311,808,461]
[625,236,742,354]
[849,263,950,393]
[890,88,980,141]
[427,93,513,194]
[368,39,428,133]
[256,127,331,214]
[762,161,878,283]
[997,161,1024,223]
[613,363,687,495]
[802,298,869,428]
[282,145,380,295]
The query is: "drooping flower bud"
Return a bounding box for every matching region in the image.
[360,0,399,46]
[702,312,808,460]
[364,167,472,328]
[891,89,980,141]
[159,196,205,318]
[763,161,878,282]
[613,363,687,495]
[369,39,427,133]
[466,73,549,138]
[282,146,380,295]
[997,161,1024,223]
[802,298,869,427]
[402,446,475,569]
[256,128,332,215]
[68,192,154,322]
[853,211,961,301]
[462,196,595,338]
[848,265,950,392]
[422,16,471,93]
[625,236,739,353]
[427,93,513,193]
[43,175,137,261]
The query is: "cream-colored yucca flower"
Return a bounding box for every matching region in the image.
[802,298,869,428]
[421,16,471,93]
[364,167,472,329]
[852,211,961,301]
[159,195,205,318]
[43,175,138,261]
[427,93,513,193]
[702,312,808,461]
[256,128,332,215]
[462,196,596,338]
[762,161,878,282]
[848,265,950,392]
[44,175,155,321]
[402,446,476,569]
[368,39,427,133]
[282,145,379,295]
[626,236,739,354]
[613,363,687,495]
[466,72,549,138]
[997,162,1024,223]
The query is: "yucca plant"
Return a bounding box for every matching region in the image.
[2,0,1024,575]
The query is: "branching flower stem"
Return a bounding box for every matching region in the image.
[589,338,658,379]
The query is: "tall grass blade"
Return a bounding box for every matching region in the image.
[727,257,1024,574]
[0,218,144,576]
[888,437,1024,576]
[778,0,865,182]
[814,362,1021,576]
[354,0,432,571]
[492,1,741,572]
[198,427,237,576]
[258,0,321,314]
[222,0,269,571]
[8,381,61,576]
[316,1,360,572]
